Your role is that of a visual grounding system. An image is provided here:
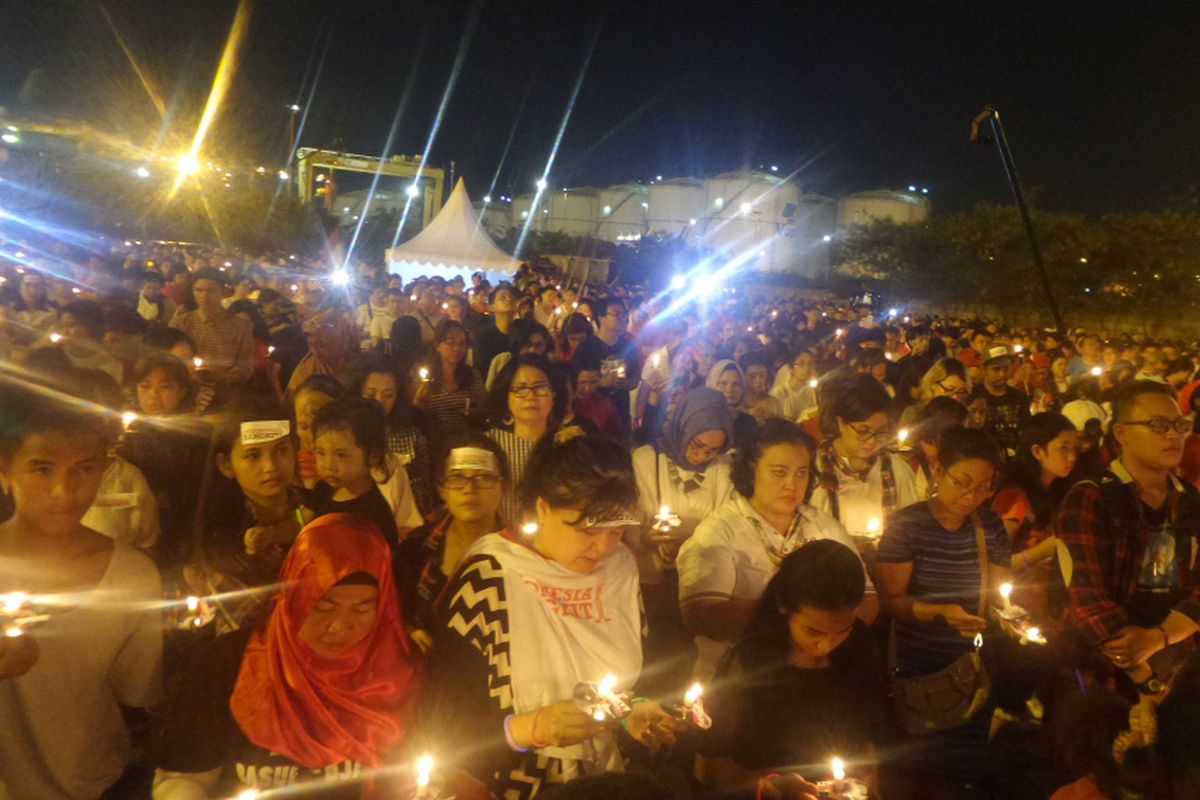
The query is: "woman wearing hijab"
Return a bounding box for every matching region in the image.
[706,358,759,450]
[154,515,419,799]
[419,430,685,799]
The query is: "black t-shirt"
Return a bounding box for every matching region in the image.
[572,334,641,437]
[394,523,445,633]
[977,385,1030,455]
[154,628,367,798]
[702,623,885,779]
[303,482,399,545]
[470,316,511,379]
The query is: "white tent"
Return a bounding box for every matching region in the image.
[385,178,520,283]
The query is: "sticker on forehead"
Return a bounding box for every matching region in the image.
[448,447,497,474]
[241,420,291,446]
[582,511,641,529]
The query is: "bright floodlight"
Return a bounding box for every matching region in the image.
[822,234,833,242]
[535,178,548,191]
[135,166,151,179]
[670,274,687,290]
[770,165,779,172]
[331,268,350,286]
[908,185,917,192]
[287,103,301,112]
[714,197,724,208]
[276,169,290,181]
[1,133,19,144]
[405,184,420,198]
[739,201,753,214]
[483,194,492,203]
[602,205,612,215]
[176,153,201,176]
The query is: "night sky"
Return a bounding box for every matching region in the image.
[1,1,1198,213]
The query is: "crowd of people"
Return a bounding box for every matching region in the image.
[3,237,1200,800]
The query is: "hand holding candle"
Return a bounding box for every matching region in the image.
[999,581,1014,613]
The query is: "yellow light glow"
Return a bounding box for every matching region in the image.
[176,153,200,176]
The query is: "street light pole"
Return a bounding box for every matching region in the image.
[286,103,301,188]
[969,105,1065,334]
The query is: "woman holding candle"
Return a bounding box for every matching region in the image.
[875,425,1012,797]
[0,376,164,799]
[420,430,684,798]
[416,319,487,442]
[812,373,920,542]
[700,540,884,796]
[899,357,972,427]
[154,514,419,799]
[678,418,875,681]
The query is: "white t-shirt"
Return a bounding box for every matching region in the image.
[630,446,734,583]
[0,545,164,800]
[368,310,398,343]
[378,453,424,535]
[81,456,160,550]
[810,453,920,539]
[677,493,866,680]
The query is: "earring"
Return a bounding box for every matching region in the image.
[928,481,939,498]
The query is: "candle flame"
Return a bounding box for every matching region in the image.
[593,708,607,721]
[651,353,661,368]
[1,591,29,614]
[235,790,259,800]
[1026,626,1045,643]
[659,505,671,517]
[416,754,433,788]
[49,332,63,343]
[999,582,1013,599]
[597,672,618,697]
[121,411,138,429]
[831,756,846,781]
[974,632,984,649]
[867,518,881,534]
[685,682,703,705]
[419,367,430,381]
[192,357,204,369]
[4,624,22,638]
[185,595,201,612]
[521,522,538,535]
[897,428,909,443]
[808,378,819,388]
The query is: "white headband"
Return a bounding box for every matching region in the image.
[241,420,290,445]
[447,446,498,474]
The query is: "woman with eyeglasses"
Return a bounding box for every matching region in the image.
[812,374,920,541]
[416,318,487,441]
[875,426,1011,797]
[899,358,971,427]
[486,353,566,526]
[394,434,509,654]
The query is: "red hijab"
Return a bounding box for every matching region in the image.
[230,514,417,768]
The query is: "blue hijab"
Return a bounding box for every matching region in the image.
[659,387,734,470]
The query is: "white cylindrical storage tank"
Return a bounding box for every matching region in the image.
[474,202,513,239]
[546,189,599,237]
[699,171,803,272]
[595,185,648,241]
[837,190,930,227]
[647,178,706,239]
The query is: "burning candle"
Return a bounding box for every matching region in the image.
[974,632,983,651]
[1,591,29,614]
[418,367,430,383]
[4,624,23,638]
[866,518,881,538]
[808,378,819,389]
[121,411,138,431]
[49,332,62,343]
[521,522,538,535]
[1025,626,1047,645]
[831,756,846,781]
[999,581,1014,613]
[651,353,661,369]
[192,356,204,369]
[291,284,299,292]
[185,595,201,613]
[442,302,449,310]
[234,789,259,800]
[415,754,433,798]
[897,427,909,444]
[1090,366,1103,377]
[835,327,844,338]
[684,682,703,709]
[1014,344,1024,353]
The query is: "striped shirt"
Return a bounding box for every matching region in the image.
[170,309,253,386]
[420,370,485,440]
[486,427,540,527]
[877,501,1010,676]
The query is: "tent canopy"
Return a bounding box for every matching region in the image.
[385,178,519,283]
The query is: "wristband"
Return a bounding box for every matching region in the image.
[757,773,781,800]
[621,697,653,729]
[529,707,551,748]
[503,714,528,752]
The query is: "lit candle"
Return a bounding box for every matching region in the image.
[267,345,275,354]
[192,356,204,369]
[521,521,538,535]
[415,754,433,799]
[291,284,299,292]
[897,427,909,444]
[0,592,29,614]
[831,756,846,781]
[121,411,138,431]
[442,302,449,310]
[4,624,23,639]
[418,367,430,383]
[49,332,62,343]
[999,581,1014,613]
[651,353,661,369]
[1025,626,1047,645]
[185,595,201,613]
[1090,366,1103,377]
[808,378,819,389]
[1014,344,1024,353]
[234,789,259,800]
[866,518,881,538]
[684,682,703,709]
[835,327,844,338]
[974,632,983,651]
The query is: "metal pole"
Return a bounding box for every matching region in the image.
[969,106,1066,333]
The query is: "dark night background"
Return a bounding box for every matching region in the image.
[1,0,1197,213]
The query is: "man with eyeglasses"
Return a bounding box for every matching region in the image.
[572,297,641,440]
[1058,380,1200,695]
[971,345,1030,459]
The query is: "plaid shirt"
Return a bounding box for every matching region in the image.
[1056,459,1200,644]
